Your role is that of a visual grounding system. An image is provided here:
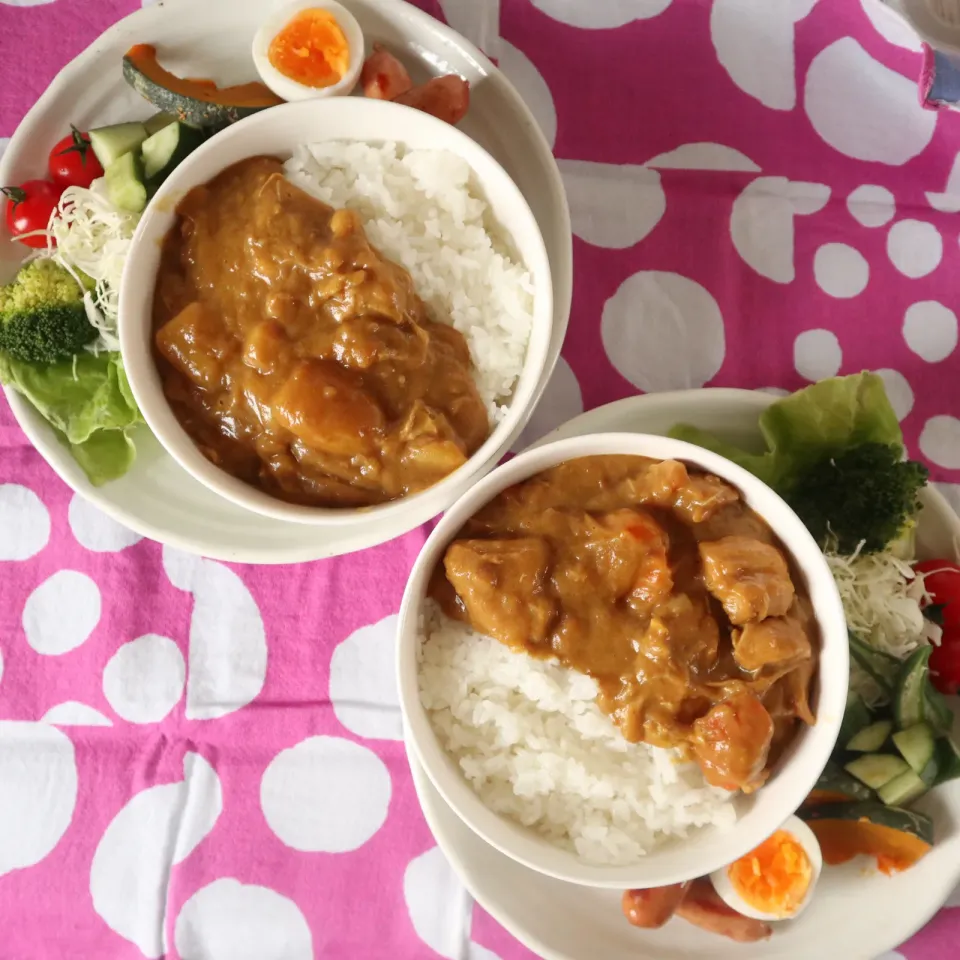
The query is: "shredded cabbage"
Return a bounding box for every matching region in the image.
[45,178,139,352]
[827,544,942,704]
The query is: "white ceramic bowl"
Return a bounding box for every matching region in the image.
[397,431,849,889]
[118,97,553,527]
[252,0,365,101]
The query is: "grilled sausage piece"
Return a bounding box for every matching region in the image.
[621,883,691,929]
[360,44,413,100]
[674,879,773,943]
[394,75,470,125]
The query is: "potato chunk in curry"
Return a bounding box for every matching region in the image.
[152,156,490,507]
[431,455,818,794]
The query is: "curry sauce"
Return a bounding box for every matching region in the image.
[430,455,819,793]
[152,157,490,507]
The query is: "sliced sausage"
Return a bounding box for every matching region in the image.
[360,43,413,100]
[395,75,470,125]
[621,883,691,929]
[675,879,772,943]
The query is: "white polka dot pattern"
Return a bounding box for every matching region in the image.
[601,271,725,392]
[174,880,313,960]
[23,571,101,656]
[903,302,958,363]
[887,220,943,278]
[260,736,391,852]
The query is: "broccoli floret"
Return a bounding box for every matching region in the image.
[786,442,928,555]
[0,302,97,364]
[0,259,85,313]
[0,260,96,364]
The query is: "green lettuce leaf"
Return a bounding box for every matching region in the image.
[0,350,141,485]
[670,373,904,492]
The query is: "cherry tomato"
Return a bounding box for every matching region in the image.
[48,126,104,189]
[2,180,61,249]
[916,559,960,629]
[929,626,960,695]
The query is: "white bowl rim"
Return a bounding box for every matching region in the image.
[118,96,554,527]
[397,430,850,889]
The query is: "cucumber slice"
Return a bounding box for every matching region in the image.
[933,736,960,787]
[924,684,954,736]
[849,632,900,694]
[88,121,148,168]
[892,722,936,774]
[845,754,910,789]
[877,768,928,806]
[144,112,177,136]
[847,720,894,753]
[894,646,933,730]
[839,690,872,747]
[141,121,204,183]
[105,151,147,213]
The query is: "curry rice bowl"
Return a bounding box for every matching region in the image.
[284,141,534,418]
[418,602,738,867]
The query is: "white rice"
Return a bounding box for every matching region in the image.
[283,142,535,420]
[418,603,738,866]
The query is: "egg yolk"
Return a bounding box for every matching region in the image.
[268,9,350,89]
[727,830,812,918]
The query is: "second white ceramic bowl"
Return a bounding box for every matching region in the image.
[119,97,553,528]
[397,431,849,889]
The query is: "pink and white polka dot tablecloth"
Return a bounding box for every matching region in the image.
[2,1,960,958]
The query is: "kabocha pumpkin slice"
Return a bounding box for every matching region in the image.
[122,44,284,127]
[805,760,875,805]
[800,802,934,874]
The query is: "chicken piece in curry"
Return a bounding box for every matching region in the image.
[430,455,818,793]
[152,157,490,507]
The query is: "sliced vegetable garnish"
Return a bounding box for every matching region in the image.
[895,646,935,730]
[801,802,934,874]
[849,632,900,695]
[845,754,910,790]
[877,768,930,807]
[839,690,872,746]
[123,43,283,127]
[808,760,875,804]
[847,720,893,753]
[892,723,937,775]
[88,121,149,169]
[934,737,960,787]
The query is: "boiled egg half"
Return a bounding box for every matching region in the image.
[252,0,364,102]
[710,815,823,921]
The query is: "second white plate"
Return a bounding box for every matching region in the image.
[410,389,960,960]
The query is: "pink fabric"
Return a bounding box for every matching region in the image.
[1,1,960,958]
[920,42,938,109]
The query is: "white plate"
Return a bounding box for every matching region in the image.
[0,0,571,564]
[409,389,960,960]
